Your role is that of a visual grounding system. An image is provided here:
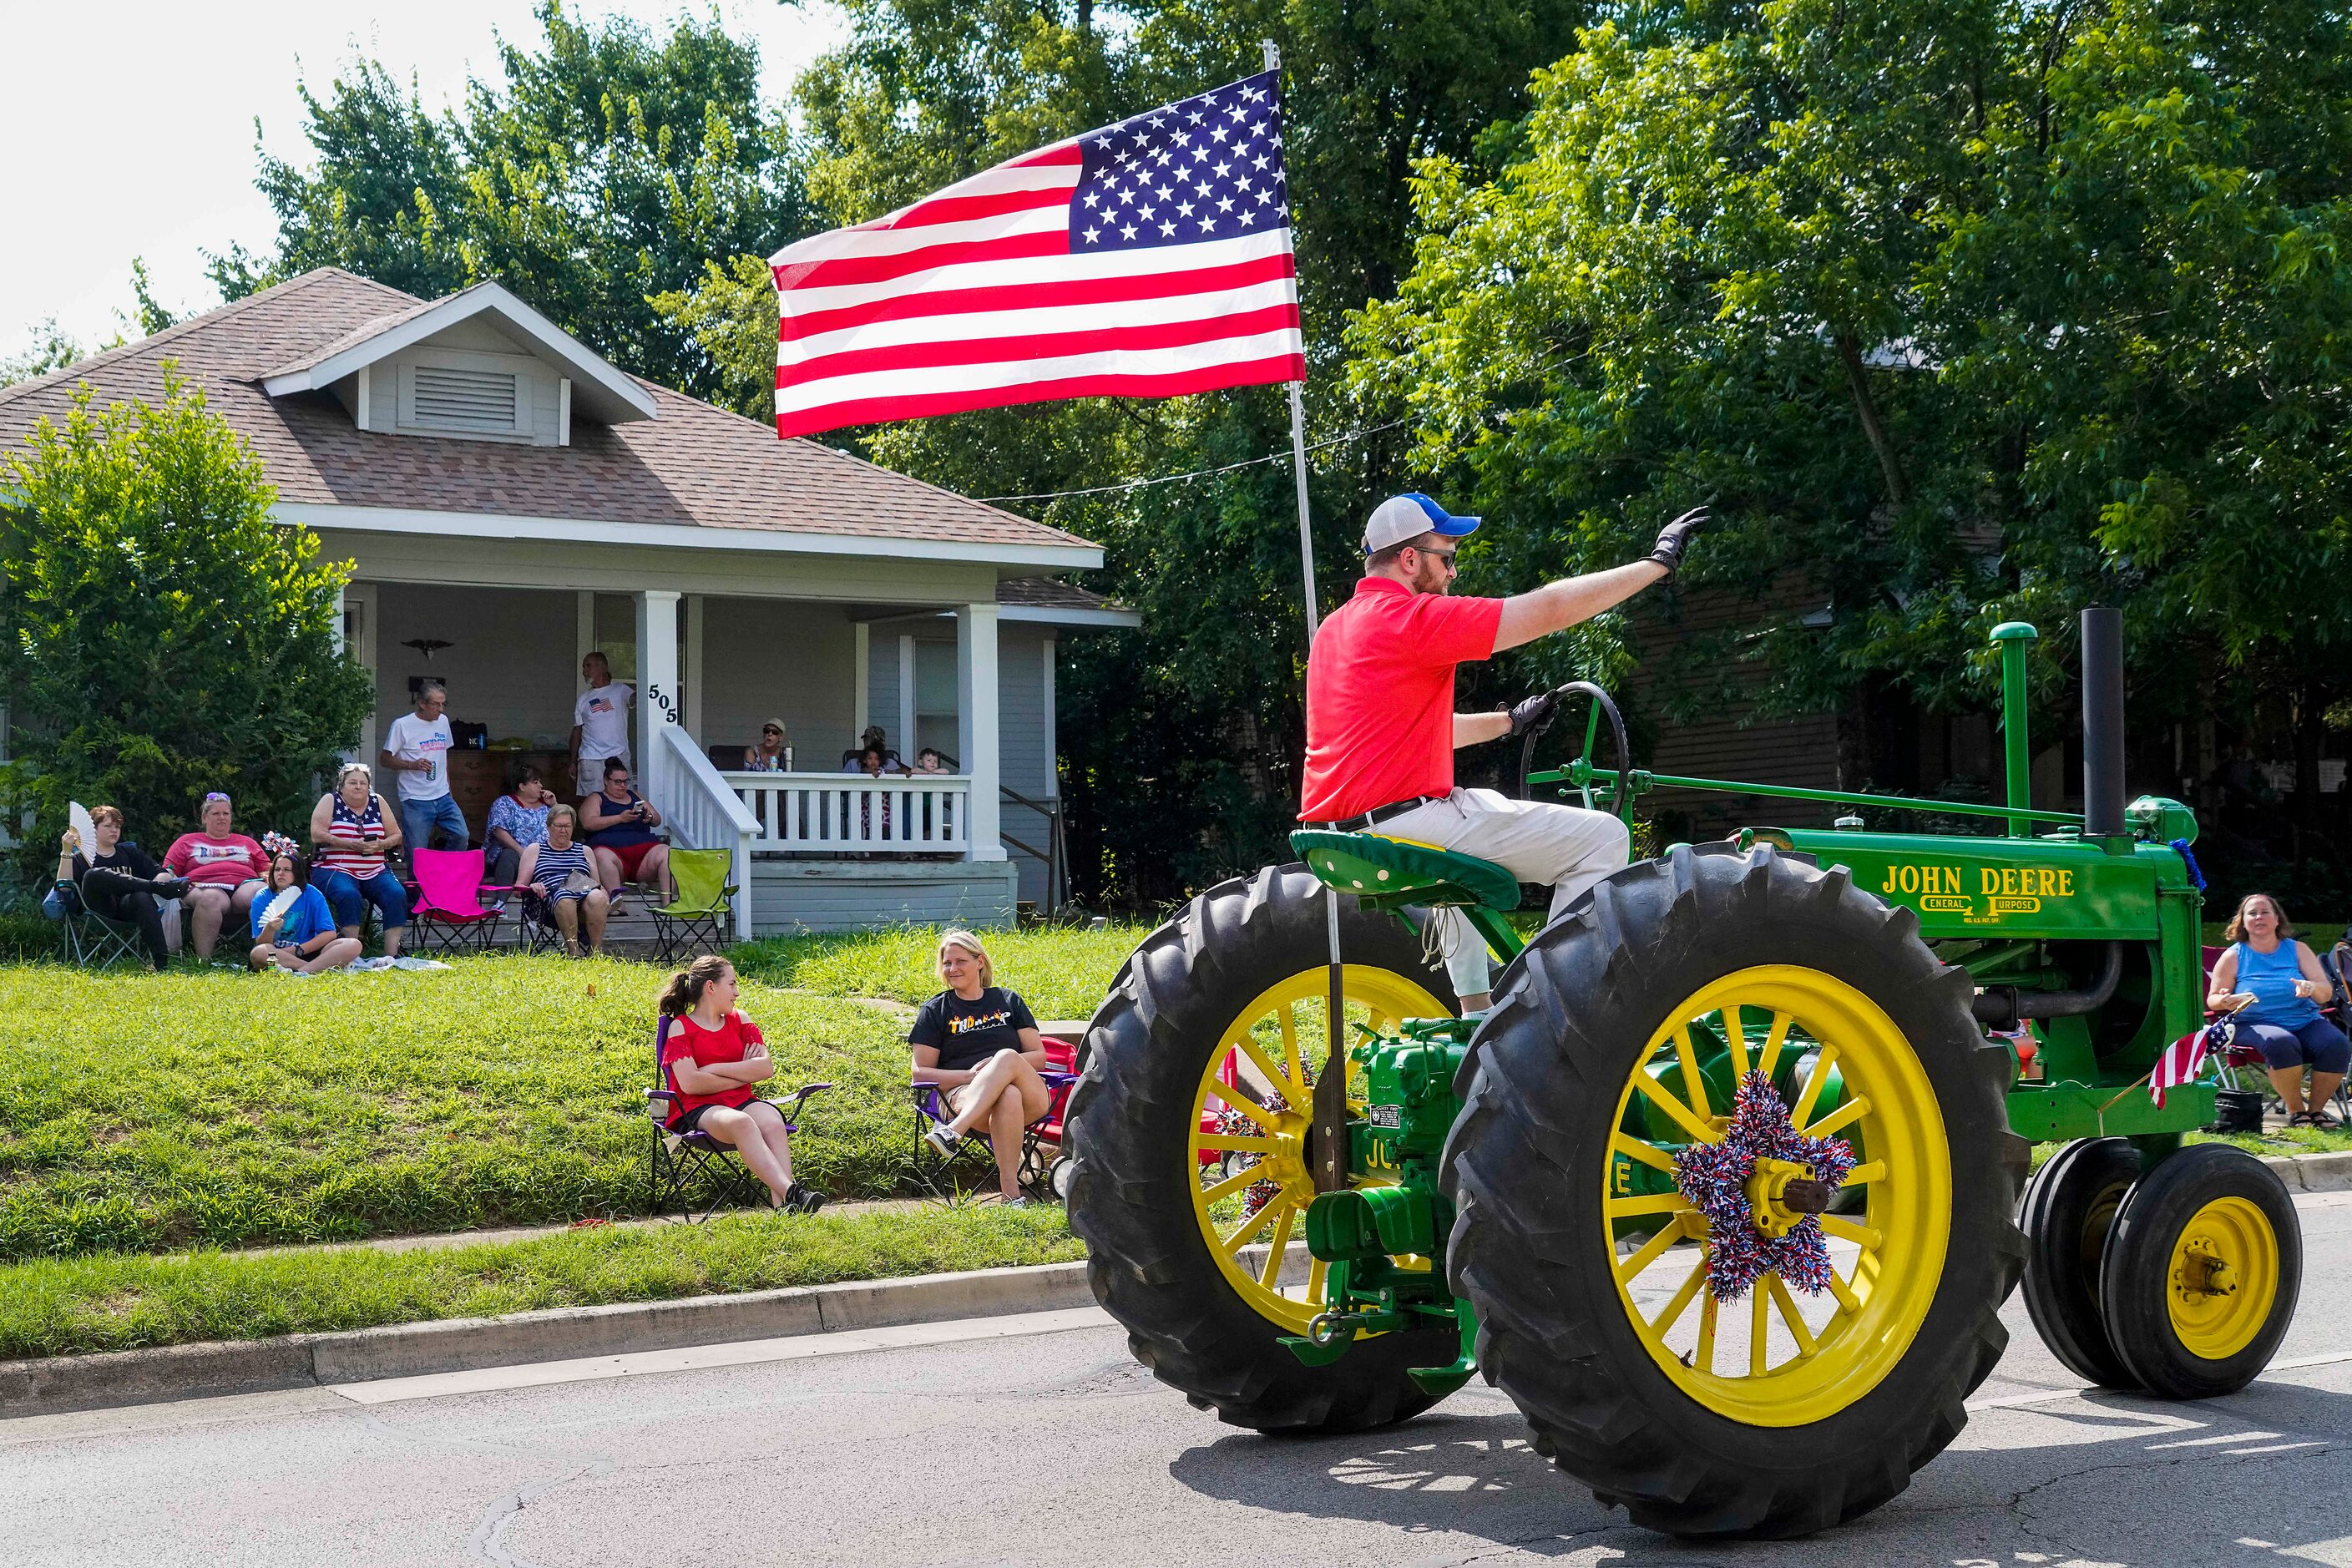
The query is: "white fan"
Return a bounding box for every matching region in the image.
[260,885,302,927]
[68,802,97,857]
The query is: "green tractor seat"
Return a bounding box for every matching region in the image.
[1291,829,1520,913]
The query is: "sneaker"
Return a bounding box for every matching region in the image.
[785,1182,828,1216]
[154,877,195,899]
[999,1196,1034,1209]
[923,1123,960,1159]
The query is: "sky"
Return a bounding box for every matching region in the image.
[0,1,846,356]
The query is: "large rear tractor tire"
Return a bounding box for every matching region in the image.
[1065,863,1462,1432]
[1443,844,2029,1538]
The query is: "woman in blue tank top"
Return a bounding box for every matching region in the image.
[2208,893,2348,1126]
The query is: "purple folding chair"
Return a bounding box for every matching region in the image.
[648,1015,834,1222]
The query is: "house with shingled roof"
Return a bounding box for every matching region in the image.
[0,267,1136,933]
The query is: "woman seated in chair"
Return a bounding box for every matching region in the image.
[484,763,555,903]
[308,762,410,959]
[519,803,609,958]
[913,929,1054,1205]
[164,792,270,963]
[247,852,362,974]
[2209,892,2349,1127]
[658,956,824,1213]
[56,806,190,970]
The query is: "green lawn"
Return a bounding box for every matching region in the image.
[0,1202,1082,1360]
[0,925,1152,1262]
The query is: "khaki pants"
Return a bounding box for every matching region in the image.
[1375,787,1631,996]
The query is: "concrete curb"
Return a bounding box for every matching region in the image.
[6,1147,2346,1425]
[0,1260,1095,1423]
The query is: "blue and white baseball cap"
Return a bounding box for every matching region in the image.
[1363,493,1480,554]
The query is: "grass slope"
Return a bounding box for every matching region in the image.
[0,1203,1081,1360]
[0,927,1152,1262]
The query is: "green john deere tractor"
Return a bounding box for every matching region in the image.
[1063,608,2305,1538]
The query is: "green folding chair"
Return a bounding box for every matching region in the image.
[651,847,737,964]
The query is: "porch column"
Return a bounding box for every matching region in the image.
[957,602,1005,861]
[637,589,681,808]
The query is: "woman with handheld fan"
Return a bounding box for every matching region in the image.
[247,852,362,973]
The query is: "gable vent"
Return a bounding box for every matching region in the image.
[411,366,518,432]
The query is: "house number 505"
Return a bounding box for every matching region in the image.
[646,683,680,724]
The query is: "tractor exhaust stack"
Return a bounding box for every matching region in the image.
[2081,607,2125,838]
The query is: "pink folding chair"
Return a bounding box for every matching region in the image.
[405,847,518,955]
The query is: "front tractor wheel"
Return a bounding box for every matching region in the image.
[1444,845,2029,1538]
[1065,863,1461,1432]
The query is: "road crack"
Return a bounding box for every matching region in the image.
[468,1459,616,1567]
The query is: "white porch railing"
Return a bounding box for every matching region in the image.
[659,726,761,941]
[722,771,971,855]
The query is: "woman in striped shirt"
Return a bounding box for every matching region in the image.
[307,762,412,959]
[519,803,609,958]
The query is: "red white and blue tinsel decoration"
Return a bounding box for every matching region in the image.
[1671,1069,1858,1302]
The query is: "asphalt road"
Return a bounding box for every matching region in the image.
[8,1191,2352,1567]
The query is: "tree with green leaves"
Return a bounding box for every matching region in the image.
[0,372,375,882]
[1348,0,2352,855]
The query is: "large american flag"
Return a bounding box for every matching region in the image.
[770,70,1302,439]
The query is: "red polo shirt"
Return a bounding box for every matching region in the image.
[1300,577,1504,822]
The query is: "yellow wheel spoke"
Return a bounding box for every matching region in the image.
[1228,1029,1299,1105]
[1204,1080,1278,1133]
[1749,1287,1769,1377]
[1277,1004,1306,1095]
[1258,1204,1298,1288]
[1198,1164,1264,1208]
[1616,1215,1684,1283]
[1768,1273,1819,1358]
[1826,1267,1862,1316]
[1633,1070,1720,1145]
[1219,1192,1284,1256]
[1755,1010,1793,1083]
[1695,1290,1720,1373]
[1843,1160,1886,1186]
[1305,1256,1328,1308]
[1607,1191,1687,1221]
[1805,1095,1869,1140]
[1673,1026,1712,1120]
[1196,1134,1273,1156]
[1723,1004,1751,1080]
[1791,1044,1840,1127]
[1651,1257,1707,1335]
[1820,1216,1883,1252]
[1611,1132,1679,1175]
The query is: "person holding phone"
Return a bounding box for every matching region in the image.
[247,852,362,973]
[581,757,669,914]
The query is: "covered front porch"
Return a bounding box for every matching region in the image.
[316,520,1121,936]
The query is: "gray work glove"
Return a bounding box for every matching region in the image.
[1647,505,1708,581]
[1506,691,1558,737]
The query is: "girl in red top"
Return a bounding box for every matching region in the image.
[657,956,824,1214]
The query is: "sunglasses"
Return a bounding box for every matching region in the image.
[762,727,782,736]
[203,792,230,804]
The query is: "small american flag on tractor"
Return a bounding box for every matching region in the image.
[770,70,1302,439]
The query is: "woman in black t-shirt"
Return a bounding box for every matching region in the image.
[911,929,1053,1203]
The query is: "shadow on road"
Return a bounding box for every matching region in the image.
[1164,1382,2352,1565]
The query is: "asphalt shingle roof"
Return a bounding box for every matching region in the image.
[0,268,1091,554]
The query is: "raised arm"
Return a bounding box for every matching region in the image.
[1492,508,1706,653]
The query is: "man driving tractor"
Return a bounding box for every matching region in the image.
[1298,493,1705,1009]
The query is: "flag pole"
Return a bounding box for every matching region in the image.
[1264,38,1320,641]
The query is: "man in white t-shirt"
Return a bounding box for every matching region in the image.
[569,652,635,799]
[382,680,468,852]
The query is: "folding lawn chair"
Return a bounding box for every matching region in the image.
[404,848,518,956]
[645,1014,832,1222]
[51,880,145,970]
[651,847,736,964]
[911,1034,1080,1199]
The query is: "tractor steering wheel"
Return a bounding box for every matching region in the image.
[1516,681,1632,819]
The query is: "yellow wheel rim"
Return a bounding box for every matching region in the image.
[2165,1196,2278,1360]
[1185,965,1449,1335]
[1606,965,1953,1427]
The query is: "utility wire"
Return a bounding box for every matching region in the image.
[975,419,1409,505]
